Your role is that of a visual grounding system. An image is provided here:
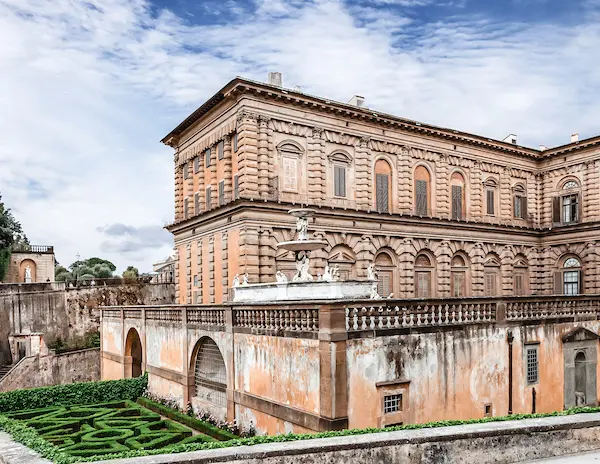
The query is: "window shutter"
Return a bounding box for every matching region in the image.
[234,175,239,199]
[205,149,211,168]
[522,196,528,220]
[233,133,238,152]
[578,193,582,223]
[376,174,389,213]
[340,167,346,197]
[219,181,225,206]
[554,271,562,294]
[184,198,189,219]
[194,192,200,214]
[416,180,428,216]
[218,141,224,160]
[552,197,561,224]
[334,166,346,197]
[486,189,494,215]
[452,185,462,219]
[578,270,584,294]
[206,187,211,210]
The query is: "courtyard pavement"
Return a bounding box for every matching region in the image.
[524,450,600,462]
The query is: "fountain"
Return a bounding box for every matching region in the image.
[230,209,377,302]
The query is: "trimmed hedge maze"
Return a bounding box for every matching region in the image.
[4,400,216,458]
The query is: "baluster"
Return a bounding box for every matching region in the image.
[422,305,429,325]
[352,308,359,330]
[393,306,400,328]
[386,307,392,329]
[361,307,367,330]
[402,307,408,327]
[378,306,384,329]
[369,306,376,329]
[312,309,318,331]
[408,313,415,327]
[416,305,422,326]
[430,305,436,325]
[295,309,301,331]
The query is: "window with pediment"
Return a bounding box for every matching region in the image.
[329,152,351,198]
[375,251,396,297]
[483,178,498,216]
[513,184,527,219]
[553,178,581,225]
[484,254,501,296]
[414,252,434,298]
[450,254,469,297]
[555,256,583,295]
[327,245,356,280]
[414,166,431,216]
[375,159,393,213]
[451,172,466,220]
[513,255,529,296]
[278,142,303,192]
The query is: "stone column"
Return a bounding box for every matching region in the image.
[258,115,270,200]
[500,245,514,296]
[354,137,371,210]
[223,135,233,204]
[398,147,411,214]
[526,173,537,226]
[239,227,259,283]
[471,243,485,296]
[236,110,259,200]
[308,127,326,203]
[221,232,229,302]
[318,304,348,431]
[196,240,203,304]
[208,237,215,303]
[174,248,181,303]
[500,168,512,221]
[355,235,374,279]
[185,243,192,304]
[436,155,450,219]
[437,241,451,297]
[174,154,184,221]
[210,147,217,208]
[258,228,275,283]
[471,163,483,218]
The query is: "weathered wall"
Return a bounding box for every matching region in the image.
[0,348,100,392]
[0,282,175,365]
[4,251,55,284]
[346,320,600,429]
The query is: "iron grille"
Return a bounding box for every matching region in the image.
[194,339,227,406]
[526,346,538,384]
[384,394,402,414]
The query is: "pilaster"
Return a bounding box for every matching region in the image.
[210,147,217,208]
[398,147,411,213]
[471,163,483,218]
[308,127,326,203]
[437,241,451,297]
[174,156,183,221]
[258,115,270,199]
[223,135,233,205]
[208,236,215,303]
[355,235,373,279]
[471,243,485,296]
[239,227,260,283]
[436,155,450,218]
[526,173,537,226]
[197,152,205,213]
[185,243,192,304]
[354,137,371,209]
[258,228,275,283]
[236,110,259,199]
[584,161,599,222]
[174,248,181,303]
[500,245,513,296]
[500,168,512,221]
[221,232,229,303]
[196,240,203,304]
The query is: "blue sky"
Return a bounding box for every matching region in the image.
[1,0,599,272]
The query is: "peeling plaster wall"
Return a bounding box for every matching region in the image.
[235,405,315,436]
[347,321,600,429]
[0,282,174,365]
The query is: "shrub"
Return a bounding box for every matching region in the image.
[0,374,148,413]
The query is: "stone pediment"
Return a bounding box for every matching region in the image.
[562,327,599,343]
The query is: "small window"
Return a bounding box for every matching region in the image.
[564,181,579,190]
[194,192,200,214]
[383,394,403,414]
[514,195,526,219]
[562,194,578,223]
[484,404,492,417]
[205,148,211,168]
[193,275,199,287]
[193,157,199,174]
[526,345,539,385]
[283,156,298,191]
[205,187,212,210]
[218,180,225,206]
[233,133,238,152]
[334,165,346,197]
[183,198,189,219]
[183,163,190,180]
[233,174,239,199]
[486,189,495,216]
[218,141,224,160]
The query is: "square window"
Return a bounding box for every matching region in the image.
[334,165,346,197]
[526,345,539,385]
[383,394,403,414]
[218,141,224,160]
[205,187,212,210]
[205,148,211,168]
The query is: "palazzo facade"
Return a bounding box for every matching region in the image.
[163,77,600,304]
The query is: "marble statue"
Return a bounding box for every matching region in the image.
[242,273,250,286]
[24,266,32,283]
[331,264,340,281]
[276,271,288,283]
[367,263,377,281]
[322,265,333,282]
[232,274,240,287]
[296,216,309,241]
[370,282,380,299]
[293,251,313,282]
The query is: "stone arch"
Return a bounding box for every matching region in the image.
[414,249,436,298]
[450,169,468,220]
[413,163,433,216]
[124,328,143,379]
[327,244,356,280]
[483,252,501,296]
[190,336,227,409]
[19,259,37,283]
[375,247,397,297]
[373,157,395,213]
[557,175,581,191]
[450,251,470,297]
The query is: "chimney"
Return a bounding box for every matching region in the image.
[503,134,517,145]
[267,72,282,88]
[571,133,579,143]
[348,95,365,108]
[539,145,547,151]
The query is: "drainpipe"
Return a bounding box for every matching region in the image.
[532,387,536,414]
[507,330,514,415]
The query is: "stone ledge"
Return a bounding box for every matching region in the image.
[94,412,600,464]
[0,432,51,464]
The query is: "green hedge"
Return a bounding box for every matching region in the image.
[137,397,234,441]
[0,374,148,413]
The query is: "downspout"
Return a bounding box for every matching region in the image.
[507,330,514,415]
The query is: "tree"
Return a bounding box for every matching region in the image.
[60,257,117,281]
[0,194,28,280]
[122,266,139,279]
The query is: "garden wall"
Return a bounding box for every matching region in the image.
[0,348,100,392]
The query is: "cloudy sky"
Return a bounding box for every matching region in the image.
[1,0,599,273]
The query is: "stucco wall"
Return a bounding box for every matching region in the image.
[0,348,100,392]
[0,282,175,365]
[4,251,55,283]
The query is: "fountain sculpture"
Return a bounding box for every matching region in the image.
[230,209,380,302]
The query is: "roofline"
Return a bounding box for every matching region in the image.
[161,76,599,158]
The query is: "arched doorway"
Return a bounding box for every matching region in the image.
[575,351,587,406]
[124,328,143,378]
[191,337,227,409]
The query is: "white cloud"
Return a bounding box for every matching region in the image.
[1,0,600,272]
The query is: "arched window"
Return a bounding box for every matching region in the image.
[451,172,466,220]
[484,254,501,296]
[513,184,527,219]
[414,252,434,298]
[575,351,587,406]
[329,152,351,199]
[193,337,227,407]
[375,251,395,297]
[513,256,529,296]
[553,179,581,225]
[414,166,431,216]
[483,178,498,216]
[556,257,583,295]
[124,328,143,379]
[278,142,303,192]
[375,159,392,213]
[327,245,356,280]
[450,254,468,297]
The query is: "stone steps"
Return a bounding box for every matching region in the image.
[0,365,14,382]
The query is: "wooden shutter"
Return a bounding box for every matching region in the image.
[577,193,582,223]
[194,157,199,174]
[514,274,522,296]
[486,189,494,215]
[194,192,200,214]
[219,181,225,206]
[234,175,239,199]
[376,174,389,213]
[378,271,392,297]
[218,141,224,160]
[184,198,189,219]
[554,271,562,294]
[416,180,428,215]
[578,270,584,294]
[452,185,463,219]
[205,187,211,210]
[334,166,346,197]
[552,197,561,224]
[205,149,211,168]
[233,133,238,152]
[522,196,527,220]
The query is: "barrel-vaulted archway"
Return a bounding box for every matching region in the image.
[124,328,143,378]
[190,336,227,408]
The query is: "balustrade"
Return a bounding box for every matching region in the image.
[233,308,318,332]
[145,309,183,322]
[506,299,599,320]
[186,308,225,326]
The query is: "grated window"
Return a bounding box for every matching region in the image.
[194,338,227,407]
[383,394,403,414]
[526,346,539,385]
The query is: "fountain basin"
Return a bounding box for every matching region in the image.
[231,280,375,303]
[277,240,327,252]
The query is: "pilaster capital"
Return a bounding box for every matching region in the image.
[312,126,324,139]
[236,110,258,124]
[258,114,271,125]
[358,136,371,147]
